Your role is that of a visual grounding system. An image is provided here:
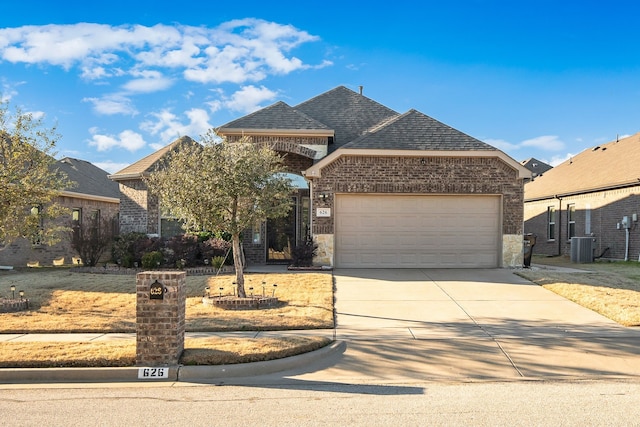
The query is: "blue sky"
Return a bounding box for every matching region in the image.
[2,1,640,173]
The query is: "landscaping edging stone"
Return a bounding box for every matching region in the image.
[0,298,30,313]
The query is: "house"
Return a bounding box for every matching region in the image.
[524,132,640,261]
[114,86,530,268]
[0,157,120,267]
[108,136,198,238]
[520,157,552,178]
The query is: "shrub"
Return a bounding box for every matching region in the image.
[111,232,147,268]
[200,237,233,265]
[291,238,318,267]
[141,251,164,269]
[211,256,226,269]
[165,234,200,267]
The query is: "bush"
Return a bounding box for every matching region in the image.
[200,237,233,265]
[211,256,226,269]
[164,234,200,267]
[291,238,318,267]
[111,232,147,267]
[141,251,164,269]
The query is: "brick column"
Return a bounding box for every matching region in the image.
[136,271,186,366]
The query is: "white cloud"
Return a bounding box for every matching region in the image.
[224,85,277,113]
[0,21,325,86]
[93,161,130,174]
[140,107,213,143]
[521,135,565,151]
[483,138,519,151]
[88,128,146,152]
[122,70,173,93]
[542,153,577,167]
[83,94,138,116]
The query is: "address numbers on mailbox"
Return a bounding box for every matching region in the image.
[149,280,164,300]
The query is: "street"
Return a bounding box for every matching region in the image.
[0,379,638,426]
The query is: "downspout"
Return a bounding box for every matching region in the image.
[555,195,562,256]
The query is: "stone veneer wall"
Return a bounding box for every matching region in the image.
[136,271,186,366]
[309,155,525,267]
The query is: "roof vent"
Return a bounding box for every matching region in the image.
[592,146,600,151]
[359,85,363,95]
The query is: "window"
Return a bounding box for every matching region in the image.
[547,207,556,241]
[252,221,262,244]
[585,204,591,235]
[30,205,44,245]
[567,204,576,239]
[72,208,82,224]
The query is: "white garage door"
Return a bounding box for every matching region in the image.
[335,194,501,268]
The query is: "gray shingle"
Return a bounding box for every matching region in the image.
[55,157,120,199]
[343,109,496,151]
[294,86,399,152]
[219,101,330,131]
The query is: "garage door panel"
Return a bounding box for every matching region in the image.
[336,195,500,268]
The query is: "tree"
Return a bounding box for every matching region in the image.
[68,215,116,266]
[0,101,70,247]
[145,131,293,297]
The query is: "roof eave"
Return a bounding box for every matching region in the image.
[108,172,147,181]
[60,190,120,204]
[525,180,640,202]
[218,128,334,137]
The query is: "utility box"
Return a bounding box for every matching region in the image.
[570,237,593,263]
[523,233,537,267]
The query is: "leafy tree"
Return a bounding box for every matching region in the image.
[146,131,293,297]
[0,101,70,247]
[68,215,116,266]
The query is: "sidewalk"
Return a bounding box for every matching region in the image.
[2,268,640,385]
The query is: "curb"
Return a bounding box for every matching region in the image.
[0,341,345,384]
[178,340,345,381]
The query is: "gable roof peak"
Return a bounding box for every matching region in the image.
[109,135,198,179]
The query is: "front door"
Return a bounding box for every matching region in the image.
[266,193,310,263]
[267,197,296,263]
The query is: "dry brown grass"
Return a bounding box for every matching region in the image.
[0,268,334,367]
[518,255,640,326]
[0,336,331,368]
[0,269,334,333]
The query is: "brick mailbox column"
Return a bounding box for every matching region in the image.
[136,271,186,366]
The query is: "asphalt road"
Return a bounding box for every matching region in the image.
[0,380,638,426]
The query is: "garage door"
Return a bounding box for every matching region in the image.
[335,194,500,268]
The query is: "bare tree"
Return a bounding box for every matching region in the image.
[68,215,116,266]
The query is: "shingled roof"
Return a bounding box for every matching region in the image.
[343,109,497,151]
[219,101,330,132]
[294,86,399,152]
[109,136,198,180]
[525,132,640,200]
[56,157,120,199]
[520,157,553,178]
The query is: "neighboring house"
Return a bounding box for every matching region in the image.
[108,136,198,238]
[520,158,552,178]
[113,86,530,268]
[524,132,640,261]
[0,157,120,267]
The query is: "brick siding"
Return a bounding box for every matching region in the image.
[311,155,524,236]
[0,195,119,267]
[525,186,640,260]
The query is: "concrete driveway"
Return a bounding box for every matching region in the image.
[291,268,640,383]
